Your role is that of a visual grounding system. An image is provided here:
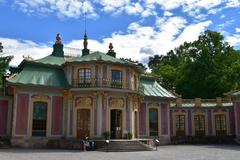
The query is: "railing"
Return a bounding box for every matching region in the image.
[72,78,144,93]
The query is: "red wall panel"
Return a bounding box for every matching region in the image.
[0,100,8,135]
[15,94,29,135]
[51,96,63,135]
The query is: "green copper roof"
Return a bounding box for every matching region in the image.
[230,91,240,97]
[7,64,69,87]
[170,102,232,108]
[34,55,65,66]
[67,51,131,64]
[140,77,176,98]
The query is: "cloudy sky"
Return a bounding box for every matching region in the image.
[0,0,240,66]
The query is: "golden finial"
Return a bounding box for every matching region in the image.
[83,32,88,49]
[56,33,61,44]
[109,43,113,50]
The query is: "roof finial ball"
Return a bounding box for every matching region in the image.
[107,42,116,58]
[109,43,113,51]
[56,33,62,44]
[52,33,64,57]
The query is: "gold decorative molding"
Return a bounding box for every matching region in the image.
[31,94,50,100]
[147,102,159,108]
[109,98,124,108]
[75,97,92,107]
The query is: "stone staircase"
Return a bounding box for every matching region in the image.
[0,137,11,149]
[95,140,154,152]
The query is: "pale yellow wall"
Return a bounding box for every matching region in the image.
[172,110,188,136]
[212,109,230,136]
[146,102,161,137]
[191,109,208,136]
[28,95,51,137]
[72,95,96,138]
[107,96,126,137]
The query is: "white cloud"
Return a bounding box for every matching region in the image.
[0,37,51,66]
[226,34,240,46]
[235,27,240,33]
[163,11,173,17]
[13,0,240,20]
[0,15,213,67]
[14,0,97,18]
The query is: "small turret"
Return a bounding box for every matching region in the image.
[82,32,90,56]
[52,33,64,57]
[0,42,3,53]
[107,43,116,57]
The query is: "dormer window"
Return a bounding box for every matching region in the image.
[111,70,122,88]
[79,68,91,87]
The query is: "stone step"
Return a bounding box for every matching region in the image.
[95,140,153,152]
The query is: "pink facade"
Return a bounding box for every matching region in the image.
[51,96,63,135]
[102,100,106,132]
[15,94,29,135]
[236,102,240,135]
[126,68,129,89]
[161,104,168,135]
[126,98,130,131]
[207,109,212,136]
[139,103,146,135]
[170,110,173,135]
[229,108,235,135]
[0,100,8,135]
[188,110,192,136]
[94,102,97,135]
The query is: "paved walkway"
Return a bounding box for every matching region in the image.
[0,145,240,160]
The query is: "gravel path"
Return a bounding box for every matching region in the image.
[0,145,240,160]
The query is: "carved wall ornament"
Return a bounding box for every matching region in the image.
[147,102,159,108]
[75,97,92,107]
[193,107,206,113]
[31,94,50,100]
[213,107,227,113]
[109,98,124,108]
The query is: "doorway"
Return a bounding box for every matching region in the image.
[111,109,122,139]
[77,109,90,139]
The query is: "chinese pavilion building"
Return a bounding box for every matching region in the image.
[0,34,240,148]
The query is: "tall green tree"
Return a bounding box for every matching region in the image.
[0,42,12,85]
[149,30,240,98]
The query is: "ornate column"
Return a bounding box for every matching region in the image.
[94,91,105,137]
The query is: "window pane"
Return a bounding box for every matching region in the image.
[149,108,158,136]
[112,70,122,82]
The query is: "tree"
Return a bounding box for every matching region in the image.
[149,30,240,98]
[0,42,13,85]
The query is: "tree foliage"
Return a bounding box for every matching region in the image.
[0,43,12,85]
[148,30,240,98]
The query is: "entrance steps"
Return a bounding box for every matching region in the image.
[95,139,154,152]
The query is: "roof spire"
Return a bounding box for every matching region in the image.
[0,42,3,53]
[83,30,88,49]
[82,2,90,56]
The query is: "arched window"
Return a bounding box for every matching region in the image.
[32,101,47,137]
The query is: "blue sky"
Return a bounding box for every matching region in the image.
[0,0,240,66]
